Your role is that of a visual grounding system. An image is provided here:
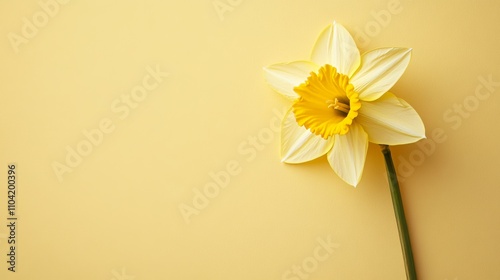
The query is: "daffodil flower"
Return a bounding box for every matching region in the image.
[264,21,425,187]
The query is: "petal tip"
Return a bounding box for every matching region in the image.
[341,176,359,187]
[339,176,360,188]
[280,153,295,163]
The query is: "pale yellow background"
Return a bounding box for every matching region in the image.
[1,0,499,279]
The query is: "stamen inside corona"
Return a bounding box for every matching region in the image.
[326,98,350,114]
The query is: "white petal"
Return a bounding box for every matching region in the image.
[327,122,368,187]
[350,48,412,101]
[310,21,360,76]
[263,61,319,100]
[356,92,425,145]
[281,108,334,163]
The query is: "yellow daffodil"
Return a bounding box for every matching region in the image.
[264,21,425,187]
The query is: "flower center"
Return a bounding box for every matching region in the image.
[292,64,361,139]
[326,98,350,114]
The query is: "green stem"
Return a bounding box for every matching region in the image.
[380,145,417,280]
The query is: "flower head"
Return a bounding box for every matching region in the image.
[264,21,425,187]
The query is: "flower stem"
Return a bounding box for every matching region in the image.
[380,145,417,280]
